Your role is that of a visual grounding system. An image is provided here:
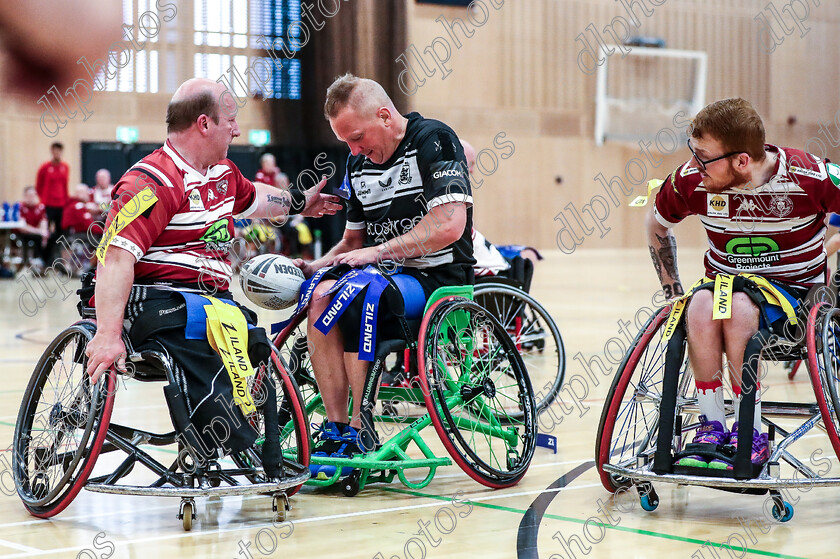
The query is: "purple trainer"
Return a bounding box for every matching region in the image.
[675,415,729,468]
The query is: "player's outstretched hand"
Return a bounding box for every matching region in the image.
[292,258,315,278]
[301,176,342,218]
[335,246,380,267]
[85,331,127,385]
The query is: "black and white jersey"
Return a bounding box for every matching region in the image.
[345,112,475,277]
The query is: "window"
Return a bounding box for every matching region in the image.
[97,0,161,93]
[84,0,301,97]
[194,0,301,100]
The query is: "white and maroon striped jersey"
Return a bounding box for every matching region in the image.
[654,145,840,287]
[101,140,258,291]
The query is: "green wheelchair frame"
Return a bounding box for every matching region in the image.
[272,285,538,496]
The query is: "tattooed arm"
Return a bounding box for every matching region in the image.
[645,208,684,299]
[248,178,341,222]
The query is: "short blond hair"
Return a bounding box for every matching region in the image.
[324,73,393,120]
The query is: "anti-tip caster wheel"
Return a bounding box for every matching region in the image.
[342,472,361,497]
[772,500,794,522]
[273,492,290,522]
[179,499,196,531]
[637,483,659,512]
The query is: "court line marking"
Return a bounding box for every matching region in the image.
[517,461,594,559]
[0,540,40,554]
[380,486,810,559]
[0,468,823,556]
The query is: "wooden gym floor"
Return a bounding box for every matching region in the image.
[0,248,836,558]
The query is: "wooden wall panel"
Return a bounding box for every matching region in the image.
[406,0,840,249]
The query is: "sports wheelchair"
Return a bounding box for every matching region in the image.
[12,279,310,531]
[473,254,565,415]
[273,284,538,496]
[596,280,840,522]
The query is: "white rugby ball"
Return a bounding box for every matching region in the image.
[240,254,306,310]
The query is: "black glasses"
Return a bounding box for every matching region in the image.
[686,139,742,172]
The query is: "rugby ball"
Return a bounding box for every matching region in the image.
[239,254,306,310]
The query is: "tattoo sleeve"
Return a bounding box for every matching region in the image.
[650,231,683,298]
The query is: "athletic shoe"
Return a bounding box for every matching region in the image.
[675,415,728,468]
[312,422,365,480]
[310,421,344,478]
[726,422,770,467]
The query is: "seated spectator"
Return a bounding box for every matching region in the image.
[61,183,103,274]
[62,183,103,236]
[255,153,279,186]
[15,186,48,272]
[92,168,113,218]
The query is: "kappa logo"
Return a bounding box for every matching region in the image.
[207,190,217,201]
[707,193,728,217]
[736,199,759,213]
[434,140,441,152]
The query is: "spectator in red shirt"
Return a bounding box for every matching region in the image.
[35,141,69,264]
[255,152,278,186]
[16,186,48,267]
[62,183,103,236]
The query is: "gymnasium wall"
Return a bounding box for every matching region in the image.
[2,0,840,254]
[405,0,840,250]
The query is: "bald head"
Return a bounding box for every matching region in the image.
[166,78,226,134]
[324,73,396,120]
[460,139,477,174]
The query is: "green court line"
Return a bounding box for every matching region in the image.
[380,486,808,559]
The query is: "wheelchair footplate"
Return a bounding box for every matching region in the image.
[305,416,452,496]
[671,443,764,480]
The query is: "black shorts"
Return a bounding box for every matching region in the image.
[319,264,473,352]
[125,287,271,460]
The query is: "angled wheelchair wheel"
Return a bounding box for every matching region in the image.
[418,297,537,488]
[595,306,694,492]
[13,321,116,518]
[274,314,325,424]
[238,344,310,493]
[807,304,840,460]
[474,283,565,417]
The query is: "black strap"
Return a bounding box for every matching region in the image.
[652,322,686,474]
[733,329,766,479]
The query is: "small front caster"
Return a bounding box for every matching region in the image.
[273,492,290,522]
[637,482,659,512]
[342,471,361,497]
[178,498,196,531]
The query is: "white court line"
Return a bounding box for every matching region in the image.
[0,458,596,531]
[0,540,40,553]
[0,472,604,557]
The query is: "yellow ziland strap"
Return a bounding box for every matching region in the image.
[96,186,158,261]
[629,179,664,207]
[661,278,707,343]
[741,274,798,325]
[712,274,734,320]
[202,296,257,415]
[662,273,798,342]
